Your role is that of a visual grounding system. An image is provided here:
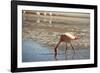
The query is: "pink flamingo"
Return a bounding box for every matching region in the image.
[54,33,79,56]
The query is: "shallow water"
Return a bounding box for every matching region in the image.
[22,39,90,62]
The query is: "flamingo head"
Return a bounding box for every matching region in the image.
[75,35,79,40]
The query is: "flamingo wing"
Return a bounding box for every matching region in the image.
[64,33,75,39]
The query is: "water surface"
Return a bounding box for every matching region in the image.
[22,39,90,62]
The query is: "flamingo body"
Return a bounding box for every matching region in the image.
[54,33,79,57]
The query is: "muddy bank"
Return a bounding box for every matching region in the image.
[22,11,90,50]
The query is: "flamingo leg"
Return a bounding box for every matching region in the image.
[70,42,75,53]
[54,41,61,56]
[65,42,68,54]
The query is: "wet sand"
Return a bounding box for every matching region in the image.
[22,12,90,49]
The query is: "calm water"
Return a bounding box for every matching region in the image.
[22,39,90,62]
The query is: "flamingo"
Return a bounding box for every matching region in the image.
[36,12,40,23]
[54,33,79,56]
